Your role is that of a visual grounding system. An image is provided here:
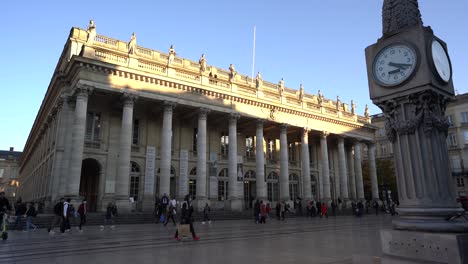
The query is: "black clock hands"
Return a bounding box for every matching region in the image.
[388,62,412,69]
[388,69,400,75]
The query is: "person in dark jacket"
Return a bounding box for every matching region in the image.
[253,200,260,223]
[25,202,37,231]
[101,202,117,230]
[14,198,27,231]
[48,198,64,235]
[316,201,321,216]
[331,200,336,217]
[202,203,211,224]
[174,203,199,241]
[77,200,87,232]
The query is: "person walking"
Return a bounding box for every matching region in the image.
[320,202,328,218]
[160,193,169,223]
[331,200,336,217]
[373,200,379,215]
[0,192,11,225]
[280,201,286,221]
[259,201,267,224]
[253,200,260,223]
[202,203,211,224]
[61,198,72,233]
[266,203,271,218]
[77,200,87,232]
[154,195,161,223]
[275,202,281,220]
[337,197,343,214]
[101,202,117,230]
[357,201,364,217]
[164,202,177,226]
[174,203,199,241]
[14,198,27,231]
[48,198,64,235]
[24,202,37,232]
[316,200,321,216]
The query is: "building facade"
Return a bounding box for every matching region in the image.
[18,23,379,212]
[0,148,22,200]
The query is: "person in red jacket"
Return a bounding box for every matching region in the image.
[259,201,267,224]
[77,200,87,232]
[320,203,328,218]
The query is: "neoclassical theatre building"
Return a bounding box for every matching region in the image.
[18,22,379,212]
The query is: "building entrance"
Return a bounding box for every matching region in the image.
[79,158,100,212]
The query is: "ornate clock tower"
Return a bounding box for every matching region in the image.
[365,1,468,263]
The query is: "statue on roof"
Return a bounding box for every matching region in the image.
[336,96,342,111]
[168,44,176,65]
[364,104,370,118]
[255,71,263,89]
[299,84,305,101]
[229,64,237,81]
[351,100,356,115]
[278,78,284,96]
[86,20,96,44]
[199,54,206,73]
[317,89,324,106]
[382,0,423,36]
[128,32,137,55]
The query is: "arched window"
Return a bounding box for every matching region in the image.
[244,170,256,180]
[218,168,228,201]
[289,173,299,200]
[267,171,279,202]
[130,162,141,201]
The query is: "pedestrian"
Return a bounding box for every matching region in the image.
[48,198,64,235]
[77,199,87,232]
[266,203,271,218]
[296,197,303,216]
[164,202,177,226]
[101,202,117,230]
[14,198,27,231]
[275,202,281,220]
[373,200,379,215]
[311,202,317,217]
[316,200,321,216]
[25,202,37,232]
[306,201,312,217]
[351,201,357,216]
[259,201,267,224]
[174,202,199,241]
[320,203,328,218]
[280,201,286,221]
[61,198,72,233]
[202,203,211,224]
[254,200,260,223]
[161,193,169,222]
[357,201,364,217]
[331,200,336,217]
[0,192,11,226]
[154,195,161,223]
[337,197,343,214]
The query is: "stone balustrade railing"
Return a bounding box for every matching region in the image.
[72,28,369,124]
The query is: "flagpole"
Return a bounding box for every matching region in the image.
[251,26,256,86]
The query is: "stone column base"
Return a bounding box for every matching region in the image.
[380,229,468,264]
[227,199,243,212]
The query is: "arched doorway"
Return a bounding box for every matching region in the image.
[79,158,100,212]
[243,170,256,208]
[289,173,299,200]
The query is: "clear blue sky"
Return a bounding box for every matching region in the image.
[1,0,467,151]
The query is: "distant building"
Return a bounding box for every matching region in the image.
[370,93,468,199]
[0,147,22,200]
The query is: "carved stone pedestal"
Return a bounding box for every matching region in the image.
[380,229,468,264]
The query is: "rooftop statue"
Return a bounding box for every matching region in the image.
[336,96,342,111]
[299,84,305,101]
[382,0,423,36]
[317,89,324,106]
[229,64,237,81]
[278,78,284,96]
[86,20,96,44]
[255,72,263,89]
[128,32,137,55]
[364,104,370,118]
[168,45,176,65]
[199,54,206,73]
[351,100,356,115]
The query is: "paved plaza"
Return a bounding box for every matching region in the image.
[0,215,392,264]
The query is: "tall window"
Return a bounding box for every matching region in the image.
[288,142,296,161]
[289,173,299,200]
[448,133,457,147]
[85,112,101,141]
[463,131,468,145]
[447,115,454,126]
[245,136,254,158]
[132,119,140,145]
[220,133,229,157]
[129,162,140,201]
[218,168,228,201]
[267,171,279,202]
[192,128,198,154]
[380,143,387,155]
[461,112,468,123]
[267,139,276,160]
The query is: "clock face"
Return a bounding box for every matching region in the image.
[372,43,418,86]
[431,39,451,83]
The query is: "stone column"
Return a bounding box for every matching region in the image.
[347,145,357,201]
[51,95,68,202]
[255,120,267,201]
[279,124,290,203]
[67,85,91,199]
[338,137,349,203]
[320,132,331,202]
[301,128,312,201]
[367,142,379,201]
[159,102,175,197]
[115,93,137,211]
[195,108,209,210]
[354,142,365,201]
[228,113,242,211]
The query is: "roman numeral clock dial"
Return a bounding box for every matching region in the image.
[372,43,418,86]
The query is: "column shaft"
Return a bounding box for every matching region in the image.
[338,137,349,201]
[320,132,331,201]
[279,124,290,201]
[368,143,379,200]
[301,129,312,200]
[228,114,242,211]
[354,142,365,200]
[196,109,209,209]
[256,120,267,201]
[159,102,174,196]
[347,146,357,200]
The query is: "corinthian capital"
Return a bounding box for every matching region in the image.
[74,84,93,98]
[199,108,210,119]
[121,92,138,107]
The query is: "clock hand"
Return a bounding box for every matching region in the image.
[388,69,400,75]
[388,62,412,69]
